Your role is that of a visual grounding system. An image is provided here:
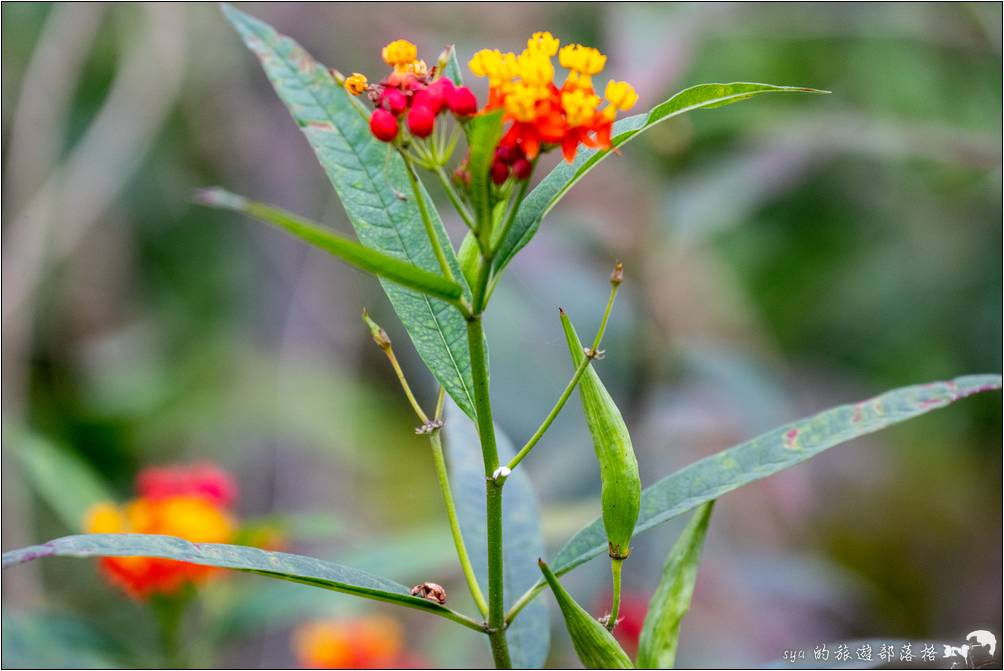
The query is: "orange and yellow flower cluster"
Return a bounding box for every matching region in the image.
[469,32,638,164]
[293,616,421,669]
[84,463,238,599]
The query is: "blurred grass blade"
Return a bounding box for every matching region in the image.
[198,188,463,302]
[509,375,1001,614]
[11,428,112,532]
[492,83,828,282]
[444,398,550,668]
[538,560,634,669]
[1,534,482,630]
[464,109,505,229]
[2,611,126,668]
[636,502,714,669]
[222,4,479,419]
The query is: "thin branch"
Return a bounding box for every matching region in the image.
[402,153,456,284]
[506,269,623,471]
[429,430,489,618]
[435,166,476,229]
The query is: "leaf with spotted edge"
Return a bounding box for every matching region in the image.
[444,399,550,668]
[1,534,482,630]
[491,83,828,286]
[507,374,1002,620]
[222,5,479,420]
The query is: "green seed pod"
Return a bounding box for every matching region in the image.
[538,559,634,669]
[560,309,640,560]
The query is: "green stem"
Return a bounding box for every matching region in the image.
[150,591,191,667]
[590,274,620,355]
[436,166,476,229]
[607,558,623,632]
[403,153,456,283]
[471,252,492,312]
[507,357,590,471]
[507,277,623,471]
[385,344,429,424]
[466,316,511,668]
[486,480,511,668]
[505,580,544,627]
[466,318,499,473]
[430,431,489,618]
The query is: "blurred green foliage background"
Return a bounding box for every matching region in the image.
[2,3,1001,668]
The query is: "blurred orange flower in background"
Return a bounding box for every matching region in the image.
[293,616,421,669]
[83,462,237,599]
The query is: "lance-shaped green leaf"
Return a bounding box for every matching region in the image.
[637,502,714,669]
[507,374,1001,618]
[198,188,463,303]
[444,399,550,668]
[1,534,483,631]
[491,83,828,283]
[11,428,112,532]
[538,560,633,669]
[465,109,505,231]
[222,5,479,419]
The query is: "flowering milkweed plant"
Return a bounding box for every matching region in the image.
[3,7,1001,669]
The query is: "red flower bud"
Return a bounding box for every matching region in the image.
[430,78,455,95]
[495,144,516,164]
[407,105,436,138]
[411,89,443,116]
[381,88,407,115]
[370,108,399,142]
[512,158,532,180]
[447,86,478,117]
[426,79,455,112]
[490,160,510,185]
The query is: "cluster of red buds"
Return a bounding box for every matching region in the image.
[347,40,478,144]
[491,143,533,184]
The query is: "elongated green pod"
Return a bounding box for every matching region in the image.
[559,310,641,561]
[538,560,634,669]
[637,501,714,668]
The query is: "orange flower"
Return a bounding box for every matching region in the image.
[84,463,237,599]
[293,616,419,669]
[469,32,638,163]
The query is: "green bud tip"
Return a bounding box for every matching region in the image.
[361,308,392,351]
[610,261,624,287]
